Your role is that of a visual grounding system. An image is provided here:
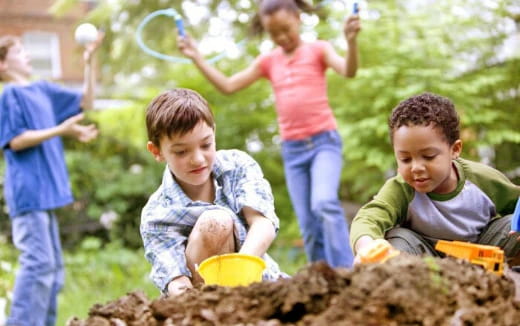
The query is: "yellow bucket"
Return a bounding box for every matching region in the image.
[197,253,266,287]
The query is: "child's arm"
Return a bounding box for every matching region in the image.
[230,150,280,255]
[239,206,276,256]
[80,32,104,110]
[350,176,413,253]
[177,35,262,94]
[9,113,98,151]
[323,14,361,78]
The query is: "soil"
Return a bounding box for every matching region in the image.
[67,254,520,326]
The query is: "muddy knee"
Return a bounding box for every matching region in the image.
[192,209,234,247]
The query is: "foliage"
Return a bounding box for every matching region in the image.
[0,236,16,324]
[56,238,158,324]
[0,237,158,324]
[28,102,163,248]
[0,237,305,324]
[61,0,519,206]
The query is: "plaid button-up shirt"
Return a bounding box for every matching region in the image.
[140,149,283,291]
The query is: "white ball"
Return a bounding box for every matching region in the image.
[75,23,98,45]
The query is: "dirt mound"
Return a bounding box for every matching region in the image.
[67,255,520,326]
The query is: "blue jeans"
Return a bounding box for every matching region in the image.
[7,211,64,326]
[281,130,354,267]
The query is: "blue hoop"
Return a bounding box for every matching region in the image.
[136,2,355,64]
[135,8,245,64]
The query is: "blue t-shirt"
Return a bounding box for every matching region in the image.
[0,80,82,217]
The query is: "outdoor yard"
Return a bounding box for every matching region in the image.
[68,255,520,325]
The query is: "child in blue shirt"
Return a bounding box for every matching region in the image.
[0,34,103,326]
[141,88,284,296]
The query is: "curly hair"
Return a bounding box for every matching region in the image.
[389,92,460,145]
[250,0,317,36]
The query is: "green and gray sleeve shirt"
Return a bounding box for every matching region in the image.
[350,158,520,252]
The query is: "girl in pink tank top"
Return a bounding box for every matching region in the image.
[178,0,361,269]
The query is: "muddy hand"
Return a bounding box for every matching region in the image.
[167,275,193,297]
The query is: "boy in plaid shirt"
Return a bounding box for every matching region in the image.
[141,88,284,296]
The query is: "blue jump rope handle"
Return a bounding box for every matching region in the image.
[512,197,520,232]
[353,2,359,14]
[175,17,185,37]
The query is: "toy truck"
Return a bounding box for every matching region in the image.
[358,239,400,264]
[434,240,504,275]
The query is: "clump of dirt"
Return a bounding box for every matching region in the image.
[67,255,520,326]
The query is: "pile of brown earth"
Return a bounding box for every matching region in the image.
[67,254,520,326]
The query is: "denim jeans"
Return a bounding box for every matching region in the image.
[7,211,64,326]
[281,130,354,267]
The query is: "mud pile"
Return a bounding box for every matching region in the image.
[67,255,520,326]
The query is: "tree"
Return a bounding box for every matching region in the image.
[44,0,519,243]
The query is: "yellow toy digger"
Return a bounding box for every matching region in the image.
[435,240,504,276]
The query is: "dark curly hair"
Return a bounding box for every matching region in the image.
[250,0,317,36]
[389,92,460,145]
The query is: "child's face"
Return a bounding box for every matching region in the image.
[1,41,32,78]
[261,9,301,54]
[392,124,462,194]
[147,121,216,194]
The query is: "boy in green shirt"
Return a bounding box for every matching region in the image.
[350,92,520,265]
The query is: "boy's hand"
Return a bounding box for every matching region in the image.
[167,275,193,297]
[83,31,105,64]
[509,230,520,242]
[356,238,400,264]
[177,34,200,60]
[344,14,361,43]
[353,235,375,265]
[59,113,99,142]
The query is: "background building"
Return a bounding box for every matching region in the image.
[0,0,97,86]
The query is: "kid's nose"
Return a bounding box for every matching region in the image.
[190,150,204,165]
[275,34,288,44]
[411,160,424,173]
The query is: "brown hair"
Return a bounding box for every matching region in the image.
[146,88,215,146]
[389,92,460,145]
[0,35,19,81]
[250,0,317,36]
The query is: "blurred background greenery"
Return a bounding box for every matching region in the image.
[1,0,519,324]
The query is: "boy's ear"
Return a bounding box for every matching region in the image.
[451,139,462,159]
[147,141,164,162]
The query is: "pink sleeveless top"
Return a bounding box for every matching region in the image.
[258,41,337,140]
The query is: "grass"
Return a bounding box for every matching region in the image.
[56,238,158,324]
[0,236,307,325]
